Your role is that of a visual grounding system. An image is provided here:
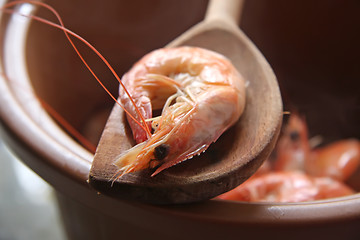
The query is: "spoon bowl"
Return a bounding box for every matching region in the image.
[89,0,283,204]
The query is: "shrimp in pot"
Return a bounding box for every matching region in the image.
[218,112,359,202]
[305,139,360,181]
[115,46,246,176]
[217,171,354,202]
[273,112,310,172]
[273,112,360,181]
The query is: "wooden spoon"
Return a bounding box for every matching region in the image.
[89,0,283,204]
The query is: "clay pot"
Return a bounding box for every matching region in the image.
[0,1,359,239]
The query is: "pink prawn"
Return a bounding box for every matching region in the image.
[218,112,360,202]
[116,47,246,176]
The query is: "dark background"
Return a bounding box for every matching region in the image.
[241,0,360,143]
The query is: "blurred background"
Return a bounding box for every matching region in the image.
[241,0,360,143]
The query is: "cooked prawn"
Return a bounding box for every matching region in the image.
[273,112,310,171]
[306,139,360,181]
[273,112,360,181]
[115,47,246,176]
[218,112,359,202]
[217,171,354,202]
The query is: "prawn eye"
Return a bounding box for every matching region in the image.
[154,144,170,160]
[289,131,300,142]
[152,121,159,133]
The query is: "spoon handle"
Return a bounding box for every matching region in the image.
[205,0,244,25]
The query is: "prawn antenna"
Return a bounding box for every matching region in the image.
[1,0,152,139]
